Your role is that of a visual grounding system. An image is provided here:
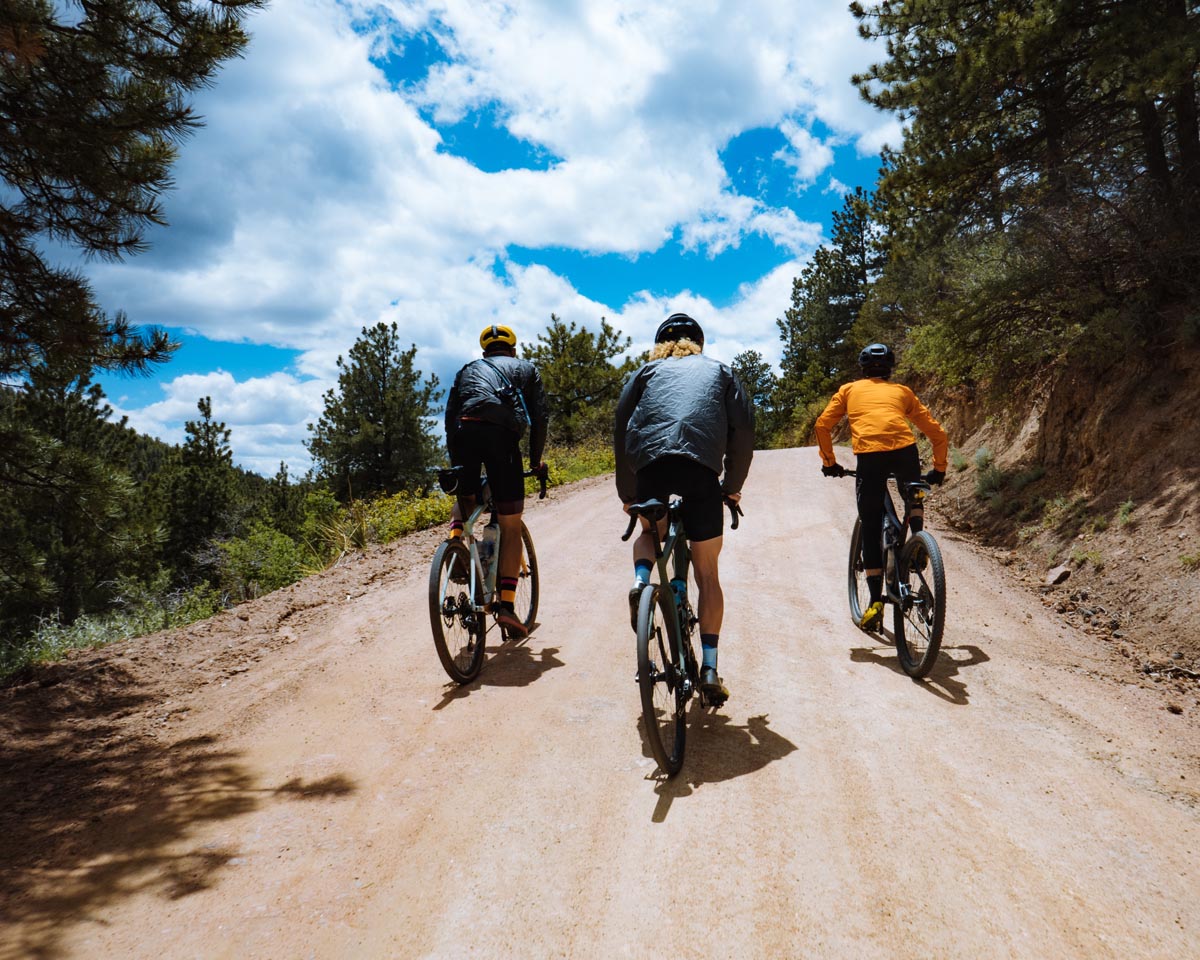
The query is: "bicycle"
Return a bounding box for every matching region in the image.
[842,470,946,679]
[428,466,547,684]
[621,496,742,776]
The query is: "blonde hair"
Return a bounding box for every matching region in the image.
[650,338,703,361]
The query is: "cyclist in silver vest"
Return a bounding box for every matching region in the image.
[614,313,754,704]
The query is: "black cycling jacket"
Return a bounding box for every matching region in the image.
[613,353,755,503]
[445,353,549,466]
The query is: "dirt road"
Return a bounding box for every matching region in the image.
[3,447,1198,959]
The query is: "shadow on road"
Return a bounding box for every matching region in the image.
[849,640,991,705]
[644,713,797,822]
[0,663,356,960]
[433,628,564,709]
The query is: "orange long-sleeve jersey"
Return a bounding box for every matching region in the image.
[815,378,949,471]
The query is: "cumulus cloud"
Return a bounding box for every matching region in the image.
[85,0,891,472]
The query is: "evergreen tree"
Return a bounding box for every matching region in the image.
[0,366,155,632]
[777,188,878,403]
[730,350,780,444]
[851,0,1200,373]
[0,0,264,378]
[307,323,442,499]
[161,396,237,579]
[521,315,640,445]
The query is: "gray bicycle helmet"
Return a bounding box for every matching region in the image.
[655,312,704,348]
[858,342,895,377]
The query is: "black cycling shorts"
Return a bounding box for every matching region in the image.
[634,455,724,542]
[450,421,525,514]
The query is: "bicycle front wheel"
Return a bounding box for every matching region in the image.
[636,584,686,776]
[893,531,946,679]
[513,522,539,630]
[847,518,870,626]
[429,539,485,684]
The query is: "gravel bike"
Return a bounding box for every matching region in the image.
[621,496,742,776]
[428,466,546,684]
[843,470,946,678]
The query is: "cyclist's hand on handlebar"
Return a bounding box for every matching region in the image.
[822,463,846,478]
[924,469,945,486]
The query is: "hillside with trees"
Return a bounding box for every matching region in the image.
[763,0,1200,674]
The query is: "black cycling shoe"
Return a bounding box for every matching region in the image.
[700,666,729,706]
[628,584,643,631]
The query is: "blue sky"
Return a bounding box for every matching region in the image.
[89,0,899,475]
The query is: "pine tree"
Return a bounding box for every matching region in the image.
[0,0,264,378]
[0,366,155,632]
[730,350,780,443]
[521,315,640,445]
[306,323,442,499]
[161,396,237,579]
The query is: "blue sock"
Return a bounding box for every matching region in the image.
[701,633,718,669]
[634,559,652,585]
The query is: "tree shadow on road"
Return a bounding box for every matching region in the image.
[433,629,564,709]
[644,713,797,823]
[0,663,357,960]
[849,636,991,705]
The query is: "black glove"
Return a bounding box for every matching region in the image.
[924,469,945,486]
[822,464,846,478]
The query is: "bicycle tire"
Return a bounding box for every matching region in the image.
[636,584,686,776]
[512,522,539,629]
[429,539,486,684]
[847,517,871,627]
[893,531,946,678]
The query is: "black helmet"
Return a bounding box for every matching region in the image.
[655,312,704,348]
[858,343,894,376]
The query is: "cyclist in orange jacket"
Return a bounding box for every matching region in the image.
[815,343,949,631]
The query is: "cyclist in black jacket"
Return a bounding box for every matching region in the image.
[445,324,550,636]
[614,313,754,703]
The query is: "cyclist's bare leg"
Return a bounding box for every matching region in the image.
[631,516,666,567]
[450,496,475,538]
[496,511,523,580]
[494,509,528,636]
[689,536,724,635]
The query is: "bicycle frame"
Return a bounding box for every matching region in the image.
[435,467,548,618]
[877,477,929,608]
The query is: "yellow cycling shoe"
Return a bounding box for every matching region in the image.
[859,601,885,632]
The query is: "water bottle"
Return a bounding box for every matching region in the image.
[670,578,688,606]
[479,522,499,579]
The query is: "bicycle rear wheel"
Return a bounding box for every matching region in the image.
[847,518,870,626]
[636,584,686,776]
[512,522,539,630]
[429,539,485,684]
[893,531,946,678]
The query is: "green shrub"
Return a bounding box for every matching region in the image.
[1117,499,1135,526]
[950,447,968,471]
[974,446,993,470]
[1182,553,1200,572]
[976,464,1003,499]
[0,580,225,680]
[219,522,306,601]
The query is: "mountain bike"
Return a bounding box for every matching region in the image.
[428,466,547,684]
[842,470,946,679]
[621,496,742,776]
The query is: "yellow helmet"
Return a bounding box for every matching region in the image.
[479,324,517,351]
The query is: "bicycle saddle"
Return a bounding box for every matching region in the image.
[626,499,668,522]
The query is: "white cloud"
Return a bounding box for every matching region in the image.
[775,119,836,186]
[85,0,890,471]
[113,371,328,476]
